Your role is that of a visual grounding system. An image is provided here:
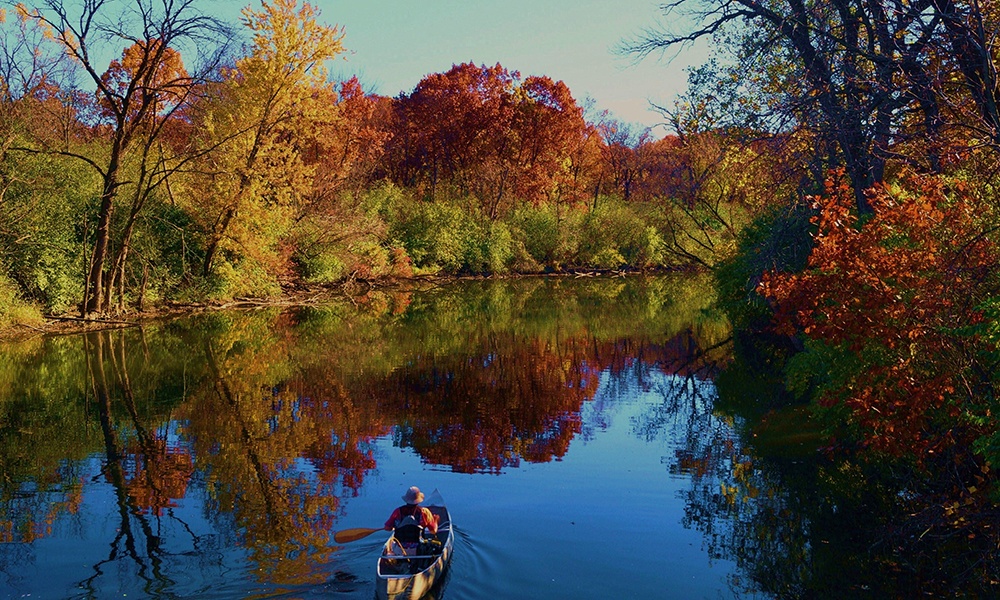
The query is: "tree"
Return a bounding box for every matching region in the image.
[511,75,590,204]
[630,0,1000,210]
[309,76,392,203]
[98,39,192,312]
[386,62,519,211]
[0,6,94,312]
[759,171,1000,459]
[184,0,345,281]
[383,63,591,219]
[17,0,229,314]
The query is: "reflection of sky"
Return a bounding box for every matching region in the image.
[349,365,744,600]
[4,365,745,599]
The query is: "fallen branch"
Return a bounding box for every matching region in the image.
[45,315,137,326]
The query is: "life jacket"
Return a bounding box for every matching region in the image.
[393,504,423,545]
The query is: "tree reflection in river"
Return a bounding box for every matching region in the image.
[0,274,742,597]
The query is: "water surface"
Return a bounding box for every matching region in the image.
[0,276,767,599]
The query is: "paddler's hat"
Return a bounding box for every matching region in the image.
[402,486,424,505]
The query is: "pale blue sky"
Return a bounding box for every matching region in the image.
[305,0,711,132]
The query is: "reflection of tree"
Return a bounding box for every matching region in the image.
[0,274,734,594]
[173,330,390,585]
[81,329,194,595]
[374,326,730,473]
[646,343,976,597]
[377,337,595,473]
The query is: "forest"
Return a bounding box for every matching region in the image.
[2,0,1000,589]
[0,0,793,321]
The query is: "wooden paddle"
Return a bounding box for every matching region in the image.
[334,527,383,543]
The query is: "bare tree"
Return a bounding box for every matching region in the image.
[628,0,1000,210]
[14,0,231,315]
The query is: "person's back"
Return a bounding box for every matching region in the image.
[392,503,425,546]
[383,486,439,552]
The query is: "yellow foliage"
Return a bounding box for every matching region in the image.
[183,0,346,280]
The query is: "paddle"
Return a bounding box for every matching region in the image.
[334,527,383,543]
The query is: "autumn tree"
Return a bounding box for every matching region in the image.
[183,0,345,284]
[97,39,194,312]
[384,63,590,219]
[759,171,1000,460]
[385,62,518,211]
[309,76,391,203]
[594,113,650,202]
[631,0,1000,209]
[15,0,229,315]
[511,75,590,205]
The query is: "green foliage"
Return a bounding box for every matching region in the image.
[200,258,282,301]
[509,205,561,265]
[349,239,391,278]
[577,200,666,269]
[0,150,96,312]
[0,272,44,331]
[299,250,347,284]
[966,298,1000,474]
[475,221,515,275]
[713,201,815,332]
[377,190,513,275]
[139,202,200,300]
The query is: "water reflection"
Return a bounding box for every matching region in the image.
[0,275,741,598]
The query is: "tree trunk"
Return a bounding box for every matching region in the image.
[85,167,119,314]
[203,205,237,277]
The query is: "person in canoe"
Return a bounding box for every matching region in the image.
[384,486,439,552]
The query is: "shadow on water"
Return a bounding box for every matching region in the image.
[3,274,983,597]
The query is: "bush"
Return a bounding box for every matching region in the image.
[509,205,560,264]
[299,251,347,284]
[0,273,44,331]
[200,258,282,300]
[0,152,94,312]
[476,221,515,274]
[384,194,490,274]
[714,200,815,332]
[577,201,661,269]
[349,239,391,279]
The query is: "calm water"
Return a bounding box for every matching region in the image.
[0,276,786,599]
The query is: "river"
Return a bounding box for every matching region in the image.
[0,275,901,598]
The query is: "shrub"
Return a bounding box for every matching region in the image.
[201,258,282,300]
[509,205,560,264]
[577,201,658,269]
[477,221,515,274]
[714,200,815,332]
[349,239,391,279]
[759,172,1000,460]
[0,273,44,331]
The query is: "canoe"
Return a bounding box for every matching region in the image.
[376,489,453,600]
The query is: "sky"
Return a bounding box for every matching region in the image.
[299,0,712,133]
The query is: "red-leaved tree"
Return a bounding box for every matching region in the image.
[759,171,1000,460]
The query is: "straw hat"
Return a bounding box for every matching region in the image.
[402,486,424,505]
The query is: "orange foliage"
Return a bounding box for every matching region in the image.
[759,170,999,458]
[98,38,189,122]
[384,62,590,217]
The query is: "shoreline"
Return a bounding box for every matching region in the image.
[1,268,686,343]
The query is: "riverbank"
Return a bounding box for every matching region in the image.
[0,268,655,343]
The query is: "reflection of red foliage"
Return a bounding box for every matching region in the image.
[375,333,719,473]
[276,375,391,496]
[122,438,195,515]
